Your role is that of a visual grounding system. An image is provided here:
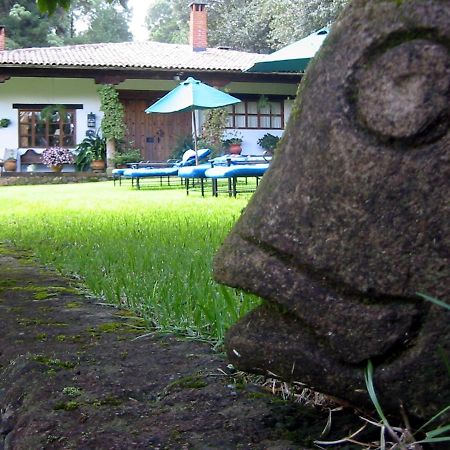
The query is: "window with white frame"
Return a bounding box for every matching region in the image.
[226,99,284,130]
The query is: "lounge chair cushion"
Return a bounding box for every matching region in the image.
[112,168,127,176]
[176,148,212,167]
[177,164,211,178]
[211,155,271,166]
[181,149,196,163]
[122,167,179,178]
[205,164,269,179]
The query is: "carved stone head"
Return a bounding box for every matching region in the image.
[214,0,450,418]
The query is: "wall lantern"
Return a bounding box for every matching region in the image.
[87,112,96,128]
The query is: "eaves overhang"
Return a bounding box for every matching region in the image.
[0,64,302,85]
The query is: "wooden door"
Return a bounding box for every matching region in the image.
[121,95,191,162]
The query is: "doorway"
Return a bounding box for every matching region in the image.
[120,91,191,161]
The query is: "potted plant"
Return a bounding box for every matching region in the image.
[4,157,16,172]
[257,133,280,155]
[74,133,106,171]
[41,146,75,172]
[3,148,17,171]
[0,118,11,128]
[222,130,244,155]
[111,148,142,168]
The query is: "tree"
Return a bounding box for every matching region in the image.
[145,0,189,44]
[144,0,271,52]
[266,0,348,48]
[143,0,348,53]
[1,0,131,48]
[73,0,132,44]
[36,0,126,14]
[36,0,70,14]
[2,1,71,49]
[34,0,349,51]
[207,0,273,53]
[209,0,349,50]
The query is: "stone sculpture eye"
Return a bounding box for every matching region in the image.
[352,38,450,146]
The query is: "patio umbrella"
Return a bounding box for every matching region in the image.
[145,77,241,165]
[246,27,330,73]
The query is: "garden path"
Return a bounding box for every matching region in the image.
[0,245,332,449]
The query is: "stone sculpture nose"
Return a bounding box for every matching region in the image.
[214,0,450,419]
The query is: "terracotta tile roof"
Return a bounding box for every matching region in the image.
[0,41,262,72]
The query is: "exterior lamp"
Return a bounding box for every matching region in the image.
[87,112,96,128]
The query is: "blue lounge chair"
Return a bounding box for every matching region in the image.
[177,154,272,196]
[211,154,271,166]
[177,163,211,196]
[120,148,211,189]
[205,163,269,197]
[111,167,127,186]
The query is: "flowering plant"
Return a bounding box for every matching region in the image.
[41,147,74,167]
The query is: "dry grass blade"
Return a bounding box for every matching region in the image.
[314,423,368,446]
[321,408,333,437]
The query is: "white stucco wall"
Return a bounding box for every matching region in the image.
[0,77,102,158]
[0,76,298,166]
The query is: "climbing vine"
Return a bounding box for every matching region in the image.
[98,84,125,141]
[199,107,228,156]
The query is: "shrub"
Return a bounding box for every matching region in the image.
[74,134,106,171]
[257,133,280,154]
[169,134,195,160]
[111,149,142,166]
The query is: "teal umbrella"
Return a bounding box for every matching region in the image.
[246,27,330,73]
[145,77,241,164]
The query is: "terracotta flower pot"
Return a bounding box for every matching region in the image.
[4,159,17,172]
[50,164,63,173]
[90,160,106,171]
[229,144,242,155]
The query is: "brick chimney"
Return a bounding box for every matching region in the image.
[189,1,207,52]
[0,27,6,51]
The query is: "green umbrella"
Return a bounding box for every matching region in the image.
[145,77,241,164]
[246,27,330,73]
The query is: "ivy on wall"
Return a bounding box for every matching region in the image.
[98,84,125,141]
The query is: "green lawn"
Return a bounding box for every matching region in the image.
[0,182,260,343]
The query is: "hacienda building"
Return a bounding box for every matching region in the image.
[0,1,301,171]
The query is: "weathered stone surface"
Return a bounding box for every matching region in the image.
[214,0,450,419]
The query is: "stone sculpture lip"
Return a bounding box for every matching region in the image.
[215,231,427,365]
[240,232,423,304]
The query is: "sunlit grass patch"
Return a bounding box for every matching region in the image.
[0,182,260,343]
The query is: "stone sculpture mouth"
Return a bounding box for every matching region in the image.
[243,232,423,307]
[217,232,427,366]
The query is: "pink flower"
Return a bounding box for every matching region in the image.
[42,147,75,167]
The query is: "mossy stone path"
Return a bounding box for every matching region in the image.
[0,246,339,449]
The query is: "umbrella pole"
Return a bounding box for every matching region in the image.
[192,111,199,166]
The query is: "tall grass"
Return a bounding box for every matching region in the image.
[0,182,260,343]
